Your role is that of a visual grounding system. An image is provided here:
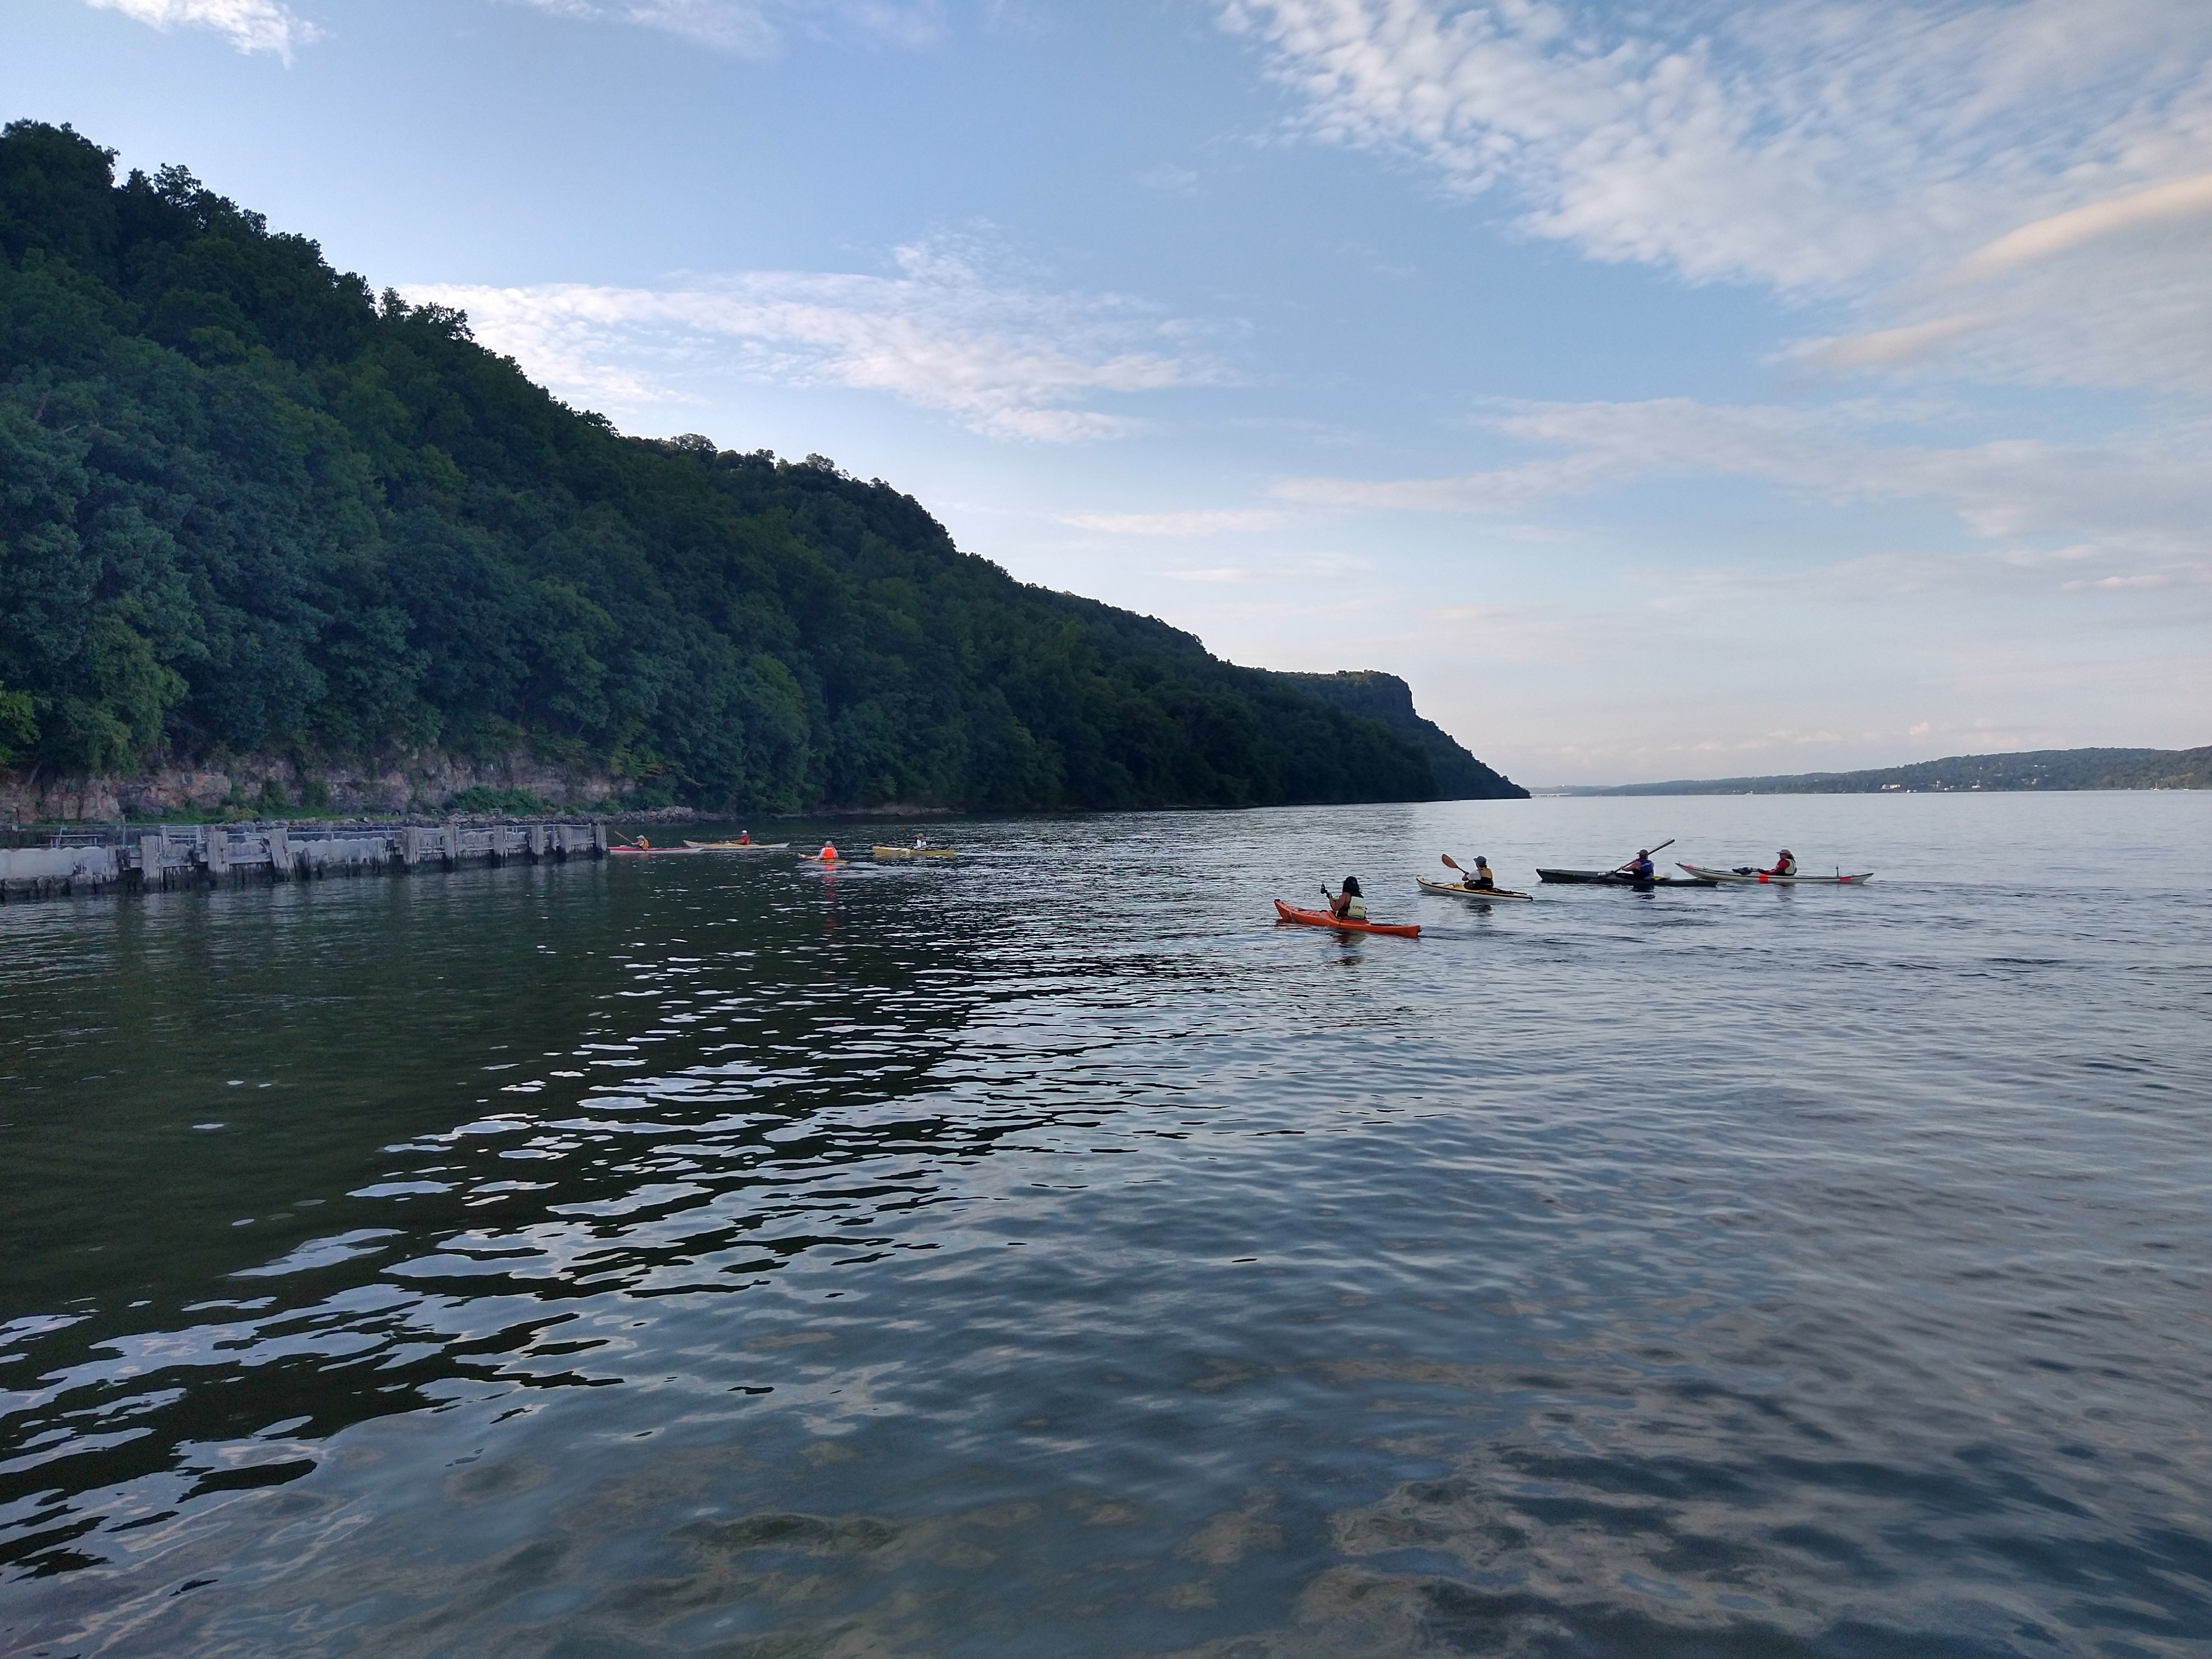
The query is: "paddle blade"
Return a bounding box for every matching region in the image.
[1441,853,1461,870]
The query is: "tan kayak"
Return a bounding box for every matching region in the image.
[873,846,958,860]
[1416,876,1533,902]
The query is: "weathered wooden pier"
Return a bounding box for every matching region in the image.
[0,820,609,901]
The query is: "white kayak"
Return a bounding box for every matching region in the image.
[1416,876,1533,902]
[1677,863,1872,885]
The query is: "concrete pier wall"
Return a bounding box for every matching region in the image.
[0,821,609,901]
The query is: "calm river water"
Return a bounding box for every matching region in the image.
[3,793,2209,1658]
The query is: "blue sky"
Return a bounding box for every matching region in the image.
[7,0,2209,784]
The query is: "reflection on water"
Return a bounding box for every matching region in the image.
[3,794,2210,1656]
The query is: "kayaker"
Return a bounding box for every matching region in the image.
[913,834,927,848]
[1463,857,1496,891]
[819,842,838,862]
[738,830,750,845]
[1618,849,1655,880]
[1767,849,1797,877]
[1329,877,1368,922]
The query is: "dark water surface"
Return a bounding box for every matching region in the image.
[3,795,2209,1658]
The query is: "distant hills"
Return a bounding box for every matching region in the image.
[0,120,1519,815]
[1551,747,2212,797]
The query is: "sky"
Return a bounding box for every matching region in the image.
[5,0,2209,785]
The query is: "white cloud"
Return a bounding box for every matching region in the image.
[1953,171,2212,281]
[1223,0,2212,390]
[1058,509,1288,535]
[82,0,315,58]
[502,0,942,56]
[1275,397,2212,573]
[405,240,1217,442]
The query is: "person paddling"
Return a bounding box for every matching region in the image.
[1616,848,1656,881]
[1767,848,1797,877]
[1329,876,1368,922]
[1463,857,1496,891]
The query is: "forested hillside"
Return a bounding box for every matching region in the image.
[0,120,1518,813]
[1266,670,1521,800]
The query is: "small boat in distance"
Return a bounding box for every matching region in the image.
[684,840,791,851]
[610,842,708,857]
[1678,863,1873,885]
[873,845,958,860]
[1274,900,1420,938]
[1416,877,1533,902]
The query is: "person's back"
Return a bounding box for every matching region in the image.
[1332,876,1367,921]
[1627,850,1654,879]
[1466,857,1496,891]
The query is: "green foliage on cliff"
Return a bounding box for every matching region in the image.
[1265,670,1525,799]
[0,121,1511,811]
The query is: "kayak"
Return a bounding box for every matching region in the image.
[873,846,958,860]
[1274,900,1420,938]
[1536,868,1717,887]
[611,844,707,857]
[1416,877,1533,902]
[1678,863,1873,885]
[684,840,790,852]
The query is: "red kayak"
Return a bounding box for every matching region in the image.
[1274,900,1420,938]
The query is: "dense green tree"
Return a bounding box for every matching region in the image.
[0,121,1522,808]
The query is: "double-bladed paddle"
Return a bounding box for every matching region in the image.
[1612,837,1673,875]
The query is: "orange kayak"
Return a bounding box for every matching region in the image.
[1274,900,1420,938]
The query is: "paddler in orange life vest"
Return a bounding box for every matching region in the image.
[1766,849,1797,877]
[817,842,838,862]
[1329,876,1368,921]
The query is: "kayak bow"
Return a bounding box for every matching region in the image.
[1274,899,1420,938]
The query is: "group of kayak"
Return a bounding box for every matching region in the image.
[611,833,957,862]
[1277,838,1874,938]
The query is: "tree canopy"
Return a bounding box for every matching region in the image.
[0,121,1522,810]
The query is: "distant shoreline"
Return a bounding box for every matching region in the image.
[1539,744,2211,797]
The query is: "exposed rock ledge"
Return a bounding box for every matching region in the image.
[1,750,623,825]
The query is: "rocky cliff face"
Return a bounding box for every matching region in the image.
[1261,671,1527,800]
[0,749,622,824]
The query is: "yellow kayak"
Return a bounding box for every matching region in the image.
[873,846,958,860]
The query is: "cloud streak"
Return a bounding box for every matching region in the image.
[1058,509,1288,535]
[1276,398,2212,575]
[81,0,316,59]
[502,0,943,56]
[407,240,1219,441]
[1224,0,2212,392]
